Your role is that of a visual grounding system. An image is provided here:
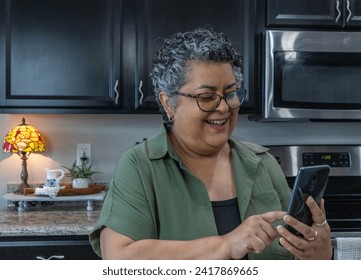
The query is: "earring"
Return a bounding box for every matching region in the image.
[168,115,174,123]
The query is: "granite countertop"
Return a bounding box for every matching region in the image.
[0,203,101,237]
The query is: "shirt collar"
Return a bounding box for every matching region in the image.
[147,124,174,160]
[229,136,269,156]
[147,123,269,160]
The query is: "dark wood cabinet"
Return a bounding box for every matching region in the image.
[0,0,257,113]
[266,0,361,28]
[343,0,361,27]
[131,0,256,113]
[0,0,120,113]
[0,235,100,260]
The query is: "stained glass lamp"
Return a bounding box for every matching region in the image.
[3,118,45,194]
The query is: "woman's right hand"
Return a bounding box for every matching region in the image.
[100,211,286,260]
[223,211,286,259]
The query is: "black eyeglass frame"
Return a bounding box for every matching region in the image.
[173,88,247,112]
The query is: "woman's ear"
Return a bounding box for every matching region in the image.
[159,92,174,119]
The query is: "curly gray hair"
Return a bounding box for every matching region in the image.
[150,28,243,130]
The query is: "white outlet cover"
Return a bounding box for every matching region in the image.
[76,143,91,166]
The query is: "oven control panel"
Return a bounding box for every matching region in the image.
[302,152,350,167]
[266,145,360,177]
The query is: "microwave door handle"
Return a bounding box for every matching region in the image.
[335,0,341,23]
[346,0,352,22]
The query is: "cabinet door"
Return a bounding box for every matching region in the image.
[130,0,255,113]
[344,0,361,27]
[0,235,100,260]
[0,1,5,99]
[266,0,341,27]
[0,0,119,112]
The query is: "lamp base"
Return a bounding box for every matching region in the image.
[15,152,31,195]
[15,182,31,195]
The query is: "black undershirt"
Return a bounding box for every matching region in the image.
[211,197,241,235]
[211,197,248,260]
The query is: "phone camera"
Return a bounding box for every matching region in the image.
[309,174,319,191]
[311,174,318,184]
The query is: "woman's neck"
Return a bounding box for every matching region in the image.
[169,131,236,201]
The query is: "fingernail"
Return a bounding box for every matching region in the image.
[276,225,284,233]
[283,215,292,223]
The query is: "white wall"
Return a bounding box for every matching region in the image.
[1,113,361,208]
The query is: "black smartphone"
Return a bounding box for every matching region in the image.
[285,165,330,236]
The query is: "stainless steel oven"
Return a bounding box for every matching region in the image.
[267,145,361,259]
[262,30,361,120]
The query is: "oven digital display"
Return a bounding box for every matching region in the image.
[302,152,350,167]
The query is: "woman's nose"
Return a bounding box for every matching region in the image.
[216,97,230,113]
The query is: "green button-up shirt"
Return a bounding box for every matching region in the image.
[90,125,293,260]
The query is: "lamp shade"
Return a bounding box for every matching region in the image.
[3,117,45,154]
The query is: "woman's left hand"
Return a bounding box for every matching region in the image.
[277,196,333,260]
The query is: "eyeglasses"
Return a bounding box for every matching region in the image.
[173,88,246,112]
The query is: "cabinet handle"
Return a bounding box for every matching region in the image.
[346,0,352,22]
[139,80,144,105]
[114,79,119,105]
[36,255,65,260]
[335,0,341,23]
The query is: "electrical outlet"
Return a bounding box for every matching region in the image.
[76,143,91,166]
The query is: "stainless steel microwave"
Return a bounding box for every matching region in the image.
[262,30,361,120]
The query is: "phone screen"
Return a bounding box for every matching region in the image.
[285,165,330,236]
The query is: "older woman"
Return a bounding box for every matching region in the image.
[90,28,332,260]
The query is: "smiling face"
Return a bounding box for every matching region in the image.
[159,60,240,156]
